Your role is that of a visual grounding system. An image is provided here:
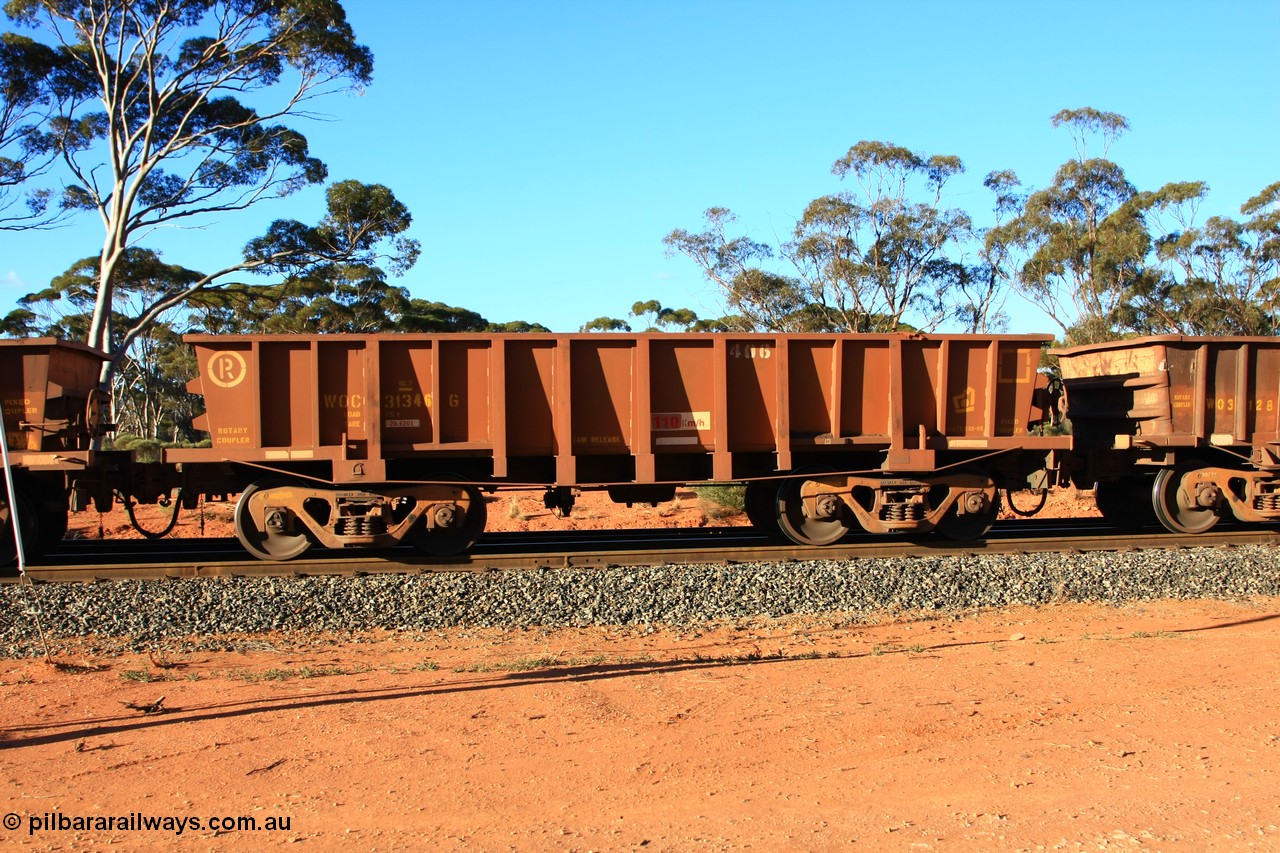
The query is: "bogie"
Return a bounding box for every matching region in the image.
[233,477,488,561]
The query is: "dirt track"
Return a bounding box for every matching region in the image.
[3,597,1279,850]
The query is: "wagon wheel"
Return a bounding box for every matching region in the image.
[1151,468,1220,534]
[935,475,1000,541]
[0,484,39,567]
[84,387,106,441]
[1094,479,1156,530]
[234,478,314,561]
[775,470,849,547]
[412,483,487,556]
[23,476,68,554]
[37,505,67,553]
[743,481,784,541]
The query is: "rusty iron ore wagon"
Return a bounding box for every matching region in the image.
[1055,335,1280,534]
[156,332,1066,559]
[0,338,114,560]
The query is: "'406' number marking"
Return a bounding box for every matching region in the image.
[729,344,771,359]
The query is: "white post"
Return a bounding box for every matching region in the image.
[0,425,27,576]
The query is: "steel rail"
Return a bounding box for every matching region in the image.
[7,521,1279,584]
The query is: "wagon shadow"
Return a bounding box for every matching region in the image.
[4,609,1276,750]
[1168,611,1280,633]
[0,641,975,749]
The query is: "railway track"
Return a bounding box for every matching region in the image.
[8,519,1279,583]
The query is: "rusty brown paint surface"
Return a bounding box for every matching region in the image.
[0,338,105,455]
[181,332,1061,485]
[1054,335,1280,447]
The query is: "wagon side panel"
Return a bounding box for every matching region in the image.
[317,339,369,456]
[838,339,891,440]
[899,338,943,442]
[787,339,835,442]
[189,340,258,453]
[438,339,492,445]
[725,338,778,452]
[648,338,715,454]
[1250,346,1280,439]
[378,338,435,448]
[994,341,1042,437]
[503,339,557,456]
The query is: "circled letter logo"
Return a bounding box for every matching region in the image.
[207,351,248,389]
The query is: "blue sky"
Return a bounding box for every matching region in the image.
[3,0,1278,333]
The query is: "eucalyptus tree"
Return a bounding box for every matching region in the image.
[2,0,417,380]
[663,207,814,331]
[951,170,1023,333]
[986,108,1164,344]
[788,141,971,332]
[197,263,412,334]
[395,300,548,334]
[17,247,206,437]
[0,31,75,227]
[1140,181,1280,335]
[628,299,701,332]
[579,316,632,333]
[665,143,973,334]
[486,319,551,333]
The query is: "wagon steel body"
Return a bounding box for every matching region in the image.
[175,332,1061,479]
[0,337,113,559]
[1055,335,1280,533]
[165,332,1065,556]
[0,337,105,459]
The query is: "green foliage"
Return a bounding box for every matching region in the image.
[696,484,746,513]
[396,300,547,333]
[0,306,37,335]
[792,139,973,332]
[665,108,1273,342]
[580,316,632,332]
[666,142,974,333]
[108,434,162,462]
[198,264,412,334]
[629,300,702,331]
[664,207,815,331]
[119,669,167,683]
[487,319,552,333]
[0,32,70,227]
[244,181,420,278]
[0,0,411,366]
[688,314,755,332]
[986,109,1161,344]
[581,300,752,333]
[1137,180,1280,335]
[1050,108,1130,157]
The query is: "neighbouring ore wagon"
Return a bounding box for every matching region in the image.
[0,338,112,562]
[168,332,1067,559]
[1055,335,1280,534]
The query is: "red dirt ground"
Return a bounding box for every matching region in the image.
[2,598,1278,850]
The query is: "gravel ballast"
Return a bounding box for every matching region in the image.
[3,546,1279,656]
